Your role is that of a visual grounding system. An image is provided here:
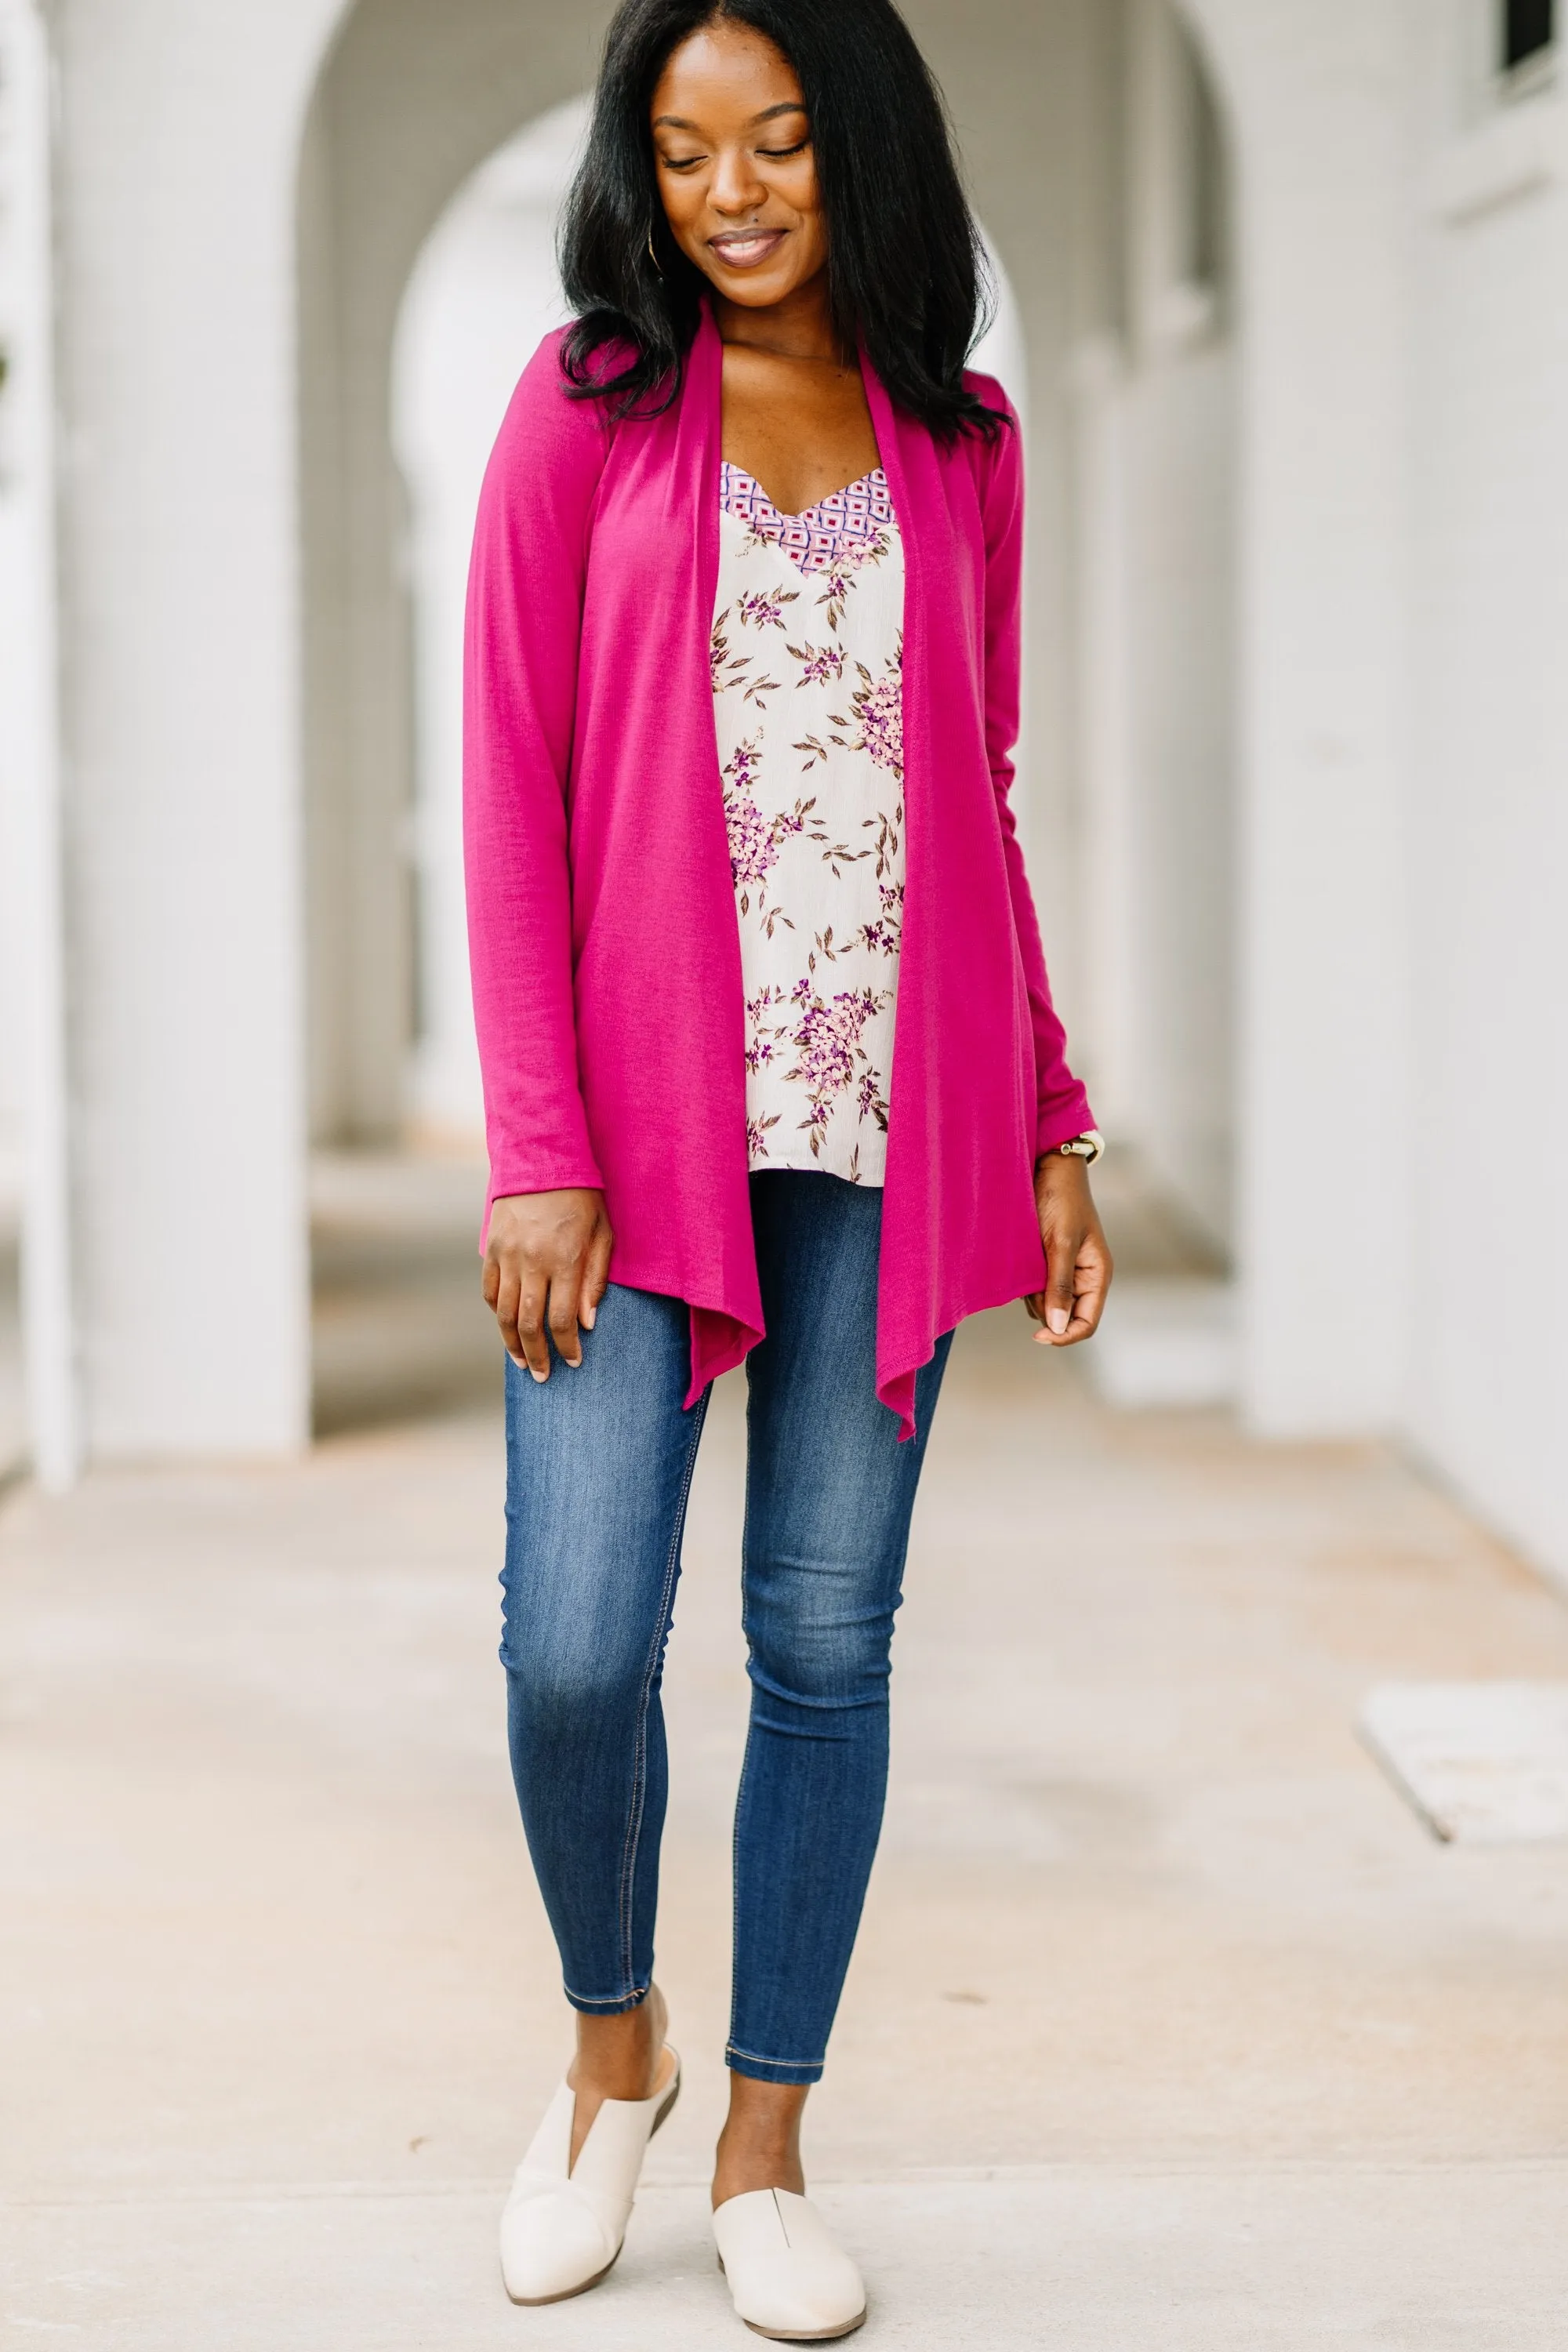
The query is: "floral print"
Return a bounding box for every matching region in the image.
[713,464,906,1184]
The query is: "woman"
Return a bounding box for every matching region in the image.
[465,0,1111,2335]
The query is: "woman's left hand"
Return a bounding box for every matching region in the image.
[1025,1154,1113,1346]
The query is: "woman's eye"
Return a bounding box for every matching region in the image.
[661,154,705,172]
[758,140,808,159]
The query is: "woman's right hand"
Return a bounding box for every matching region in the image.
[481,1189,613,1381]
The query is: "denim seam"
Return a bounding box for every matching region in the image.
[566,1981,650,2011]
[615,1385,710,2001]
[725,2041,822,2071]
[728,1398,757,2071]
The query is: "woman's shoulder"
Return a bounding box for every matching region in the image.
[960,365,1014,419]
[954,368,1022,503]
[488,327,615,474]
[493,332,606,449]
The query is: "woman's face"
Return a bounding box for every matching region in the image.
[649,19,827,310]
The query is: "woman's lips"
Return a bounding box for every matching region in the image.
[709,228,787,269]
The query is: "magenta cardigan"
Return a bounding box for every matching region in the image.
[463,304,1093,1436]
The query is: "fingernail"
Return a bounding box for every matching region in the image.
[529,1367,548,1385]
[1047,1308,1069,1335]
[582,1307,596,1330]
[565,1355,583,1370]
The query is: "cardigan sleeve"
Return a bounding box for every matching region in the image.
[463,332,612,1227]
[969,376,1096,1159]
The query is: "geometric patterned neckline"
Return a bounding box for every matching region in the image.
[719,461,897,577]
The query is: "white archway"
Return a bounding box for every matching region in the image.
[391,97,589,1149]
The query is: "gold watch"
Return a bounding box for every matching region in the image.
[1052,1128,1105,1167]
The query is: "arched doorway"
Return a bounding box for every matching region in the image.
[391,95,590,1152]
[297,0,604,1158]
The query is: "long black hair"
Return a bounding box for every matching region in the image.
[557,0,1006,439]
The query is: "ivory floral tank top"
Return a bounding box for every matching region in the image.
[711,461,906,1185]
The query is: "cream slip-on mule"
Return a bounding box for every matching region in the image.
[499,2048,681,2306]
[712,2187,867,2341]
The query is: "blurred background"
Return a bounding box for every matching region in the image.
[5,5,1568,2343]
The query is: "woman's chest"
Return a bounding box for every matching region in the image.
[710,474,904,775]
[711,485,906,946]
[576,412,985,707]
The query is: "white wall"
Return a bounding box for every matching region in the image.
[1107,341,1238,1249]
[1404,11,1568,1577]
[0,3,40,1181]
[50,0,347,1454]
[1182,0,1412,1434]
[1076,0,1239,1255]
[0,0,70,1482]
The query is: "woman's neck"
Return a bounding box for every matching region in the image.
[711,276,848,368]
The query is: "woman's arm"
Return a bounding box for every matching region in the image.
[464,335,615,1377]
[972,383,1112,1346]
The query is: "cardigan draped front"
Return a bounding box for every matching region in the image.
[463,307,1093,1436]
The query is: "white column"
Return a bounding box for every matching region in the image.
[50,0,347,1458]
[0,0,78,1488]
[1183,0,1411,1432]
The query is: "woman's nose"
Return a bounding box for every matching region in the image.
[709,148,767,214]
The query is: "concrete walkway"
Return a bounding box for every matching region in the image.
[6,1298,1568,2345]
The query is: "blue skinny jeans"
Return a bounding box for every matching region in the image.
[500,1170,952,2085]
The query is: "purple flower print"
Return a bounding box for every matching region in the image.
[716,472,904,1184]
[857,1069,890,1129]
[726,741,791,901]
[814,528,890,630]
[852,666,903,776]
[728,786,812,916]
[789,639,846,688]
[815,565,854,633]
[824,650,904,781]
[726,791,776,888]
[739,586,799,630]
[783,985,891,1152]
[726,735,764,795]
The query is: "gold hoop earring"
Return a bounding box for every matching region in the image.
[647,228,664,278]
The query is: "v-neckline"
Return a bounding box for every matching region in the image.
[720,460,887,528]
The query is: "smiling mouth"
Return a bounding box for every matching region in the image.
[709,228,787,267]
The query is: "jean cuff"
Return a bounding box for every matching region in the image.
[564,1981,651,2015]
[725,2042,823,2086]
